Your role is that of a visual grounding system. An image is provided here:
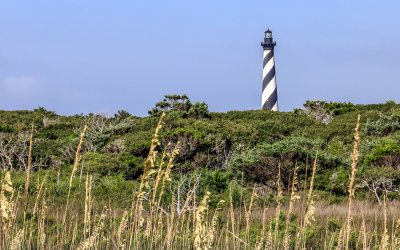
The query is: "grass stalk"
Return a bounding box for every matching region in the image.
[345,114,360,250]
[61,115,92,246]
[284,164,299,250]
[24,124,34,211]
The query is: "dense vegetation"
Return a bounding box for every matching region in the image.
[2,97,400,201]
[1,96,400,248]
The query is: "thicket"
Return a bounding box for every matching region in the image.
[1,98,400,204]
[1,108,400,249]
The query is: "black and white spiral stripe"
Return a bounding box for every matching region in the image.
[262,49,278,111]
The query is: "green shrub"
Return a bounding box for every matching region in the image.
[0,124,17,133]
[364,139,400,167]
[322,167,349,196]
[232,137,345,188]
[364,112,400,136]
[303,100,357,115]
[188,102,210,118]
[148,94,210,119]
[114,110,132,120]
[327,218,341,232]
[33,106,57,116]
[119,154,144,180]
[84,152,124,176]
[199,170,231,194]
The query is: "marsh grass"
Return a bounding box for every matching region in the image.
[1,113,400,249]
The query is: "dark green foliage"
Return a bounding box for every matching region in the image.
[321,167,350,196]
[304,225,326,249]
[164,128,207,142]
[114,110,132,120]
[200,170,231,193]
[33,106,57,116]
[327,218,341,232]
[9,168,136,207]
[120,154,144,179]
[364,111,400,136]
[188,102,210,118]
[127,141,151,157]
[4,98,400,203]
[303,100,357,115]
[232,137,346,189]
[364,139,400,167]
[148,94,210,119]
[35,123,76,140]
[325,102,356,115]
[0,124,17,133]
[348,230,359,249]
[84,152,124,176]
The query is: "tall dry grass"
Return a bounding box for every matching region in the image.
[345,114,360,250]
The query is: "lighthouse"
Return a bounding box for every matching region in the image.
[261,29,278,111]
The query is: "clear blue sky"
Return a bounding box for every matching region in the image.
[1,1,399,116]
